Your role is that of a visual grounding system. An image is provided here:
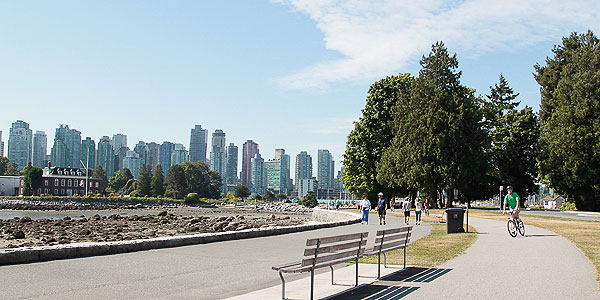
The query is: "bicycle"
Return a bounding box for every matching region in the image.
[506,210,525,237]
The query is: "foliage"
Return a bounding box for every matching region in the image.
[92,165,108,195]
[559,201,577,211]
[108,168,134,194]
[378,42,487,206]
[151,165,165,197]
[535,30,600,211]
[265,190,275,200]
[342,74,413,205]
[135,165,152,196]
[276,193,288,201]
[180,161,222,199]
[185,192,200,204]
[165,164,186,199]
[251,193,263,201]
[299,190,318,208]
[234,185,250,199]
[0,157,20,176]
[120,178,136,195]
[22,163,42,196]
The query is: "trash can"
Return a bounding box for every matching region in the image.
[446,208,465,233]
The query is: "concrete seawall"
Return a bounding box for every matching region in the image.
[0,208,360,265]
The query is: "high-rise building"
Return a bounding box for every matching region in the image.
[225,143,238,188]
[189,125,208,163]
[133,141,149,166]
[241,140,259,187]
[97,136,117,178]
[317,149,335,191]
[8,120,33,170]
[112,134,127,152]
[0,130,4,157]
[159,141,174,176]
[171,143,189,167]
[298,177,318,199]
[295,151,313,187]
[51,124,81,168]
[210,130,226,178]
[123,150,142,179]
[32,131,47,168]
[265,149,291,195]
[81,137,96,170]
[250,153,265,195]
[146,142,160,170]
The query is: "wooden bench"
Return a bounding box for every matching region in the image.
[272,232,369,300]
[365,226,412,278]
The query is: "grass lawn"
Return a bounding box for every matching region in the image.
[465,208,600,290]
[360,213,477,267]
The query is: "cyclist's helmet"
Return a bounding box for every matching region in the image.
[506,186,513,191]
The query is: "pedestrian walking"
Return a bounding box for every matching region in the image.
[361,195,371,224]
[402,198,411,225]
[377,192,387,225]
[415,199,422,225]
[424,199,430,216]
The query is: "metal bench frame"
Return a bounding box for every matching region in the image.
[365,226,412,278]
[272,232,369,300]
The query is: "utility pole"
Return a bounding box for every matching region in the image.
[80,147,89,197]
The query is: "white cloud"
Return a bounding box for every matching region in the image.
[275,0,600,90]
[307,115,358,135]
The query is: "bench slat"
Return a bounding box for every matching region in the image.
[302,248,364,266]
[374,232,411,244]
[306,232,368,246]
[285,256,359,273]
[304,239,367,256]
[375,226,411,236]
[272,261,301,271]
[374,239,409,252]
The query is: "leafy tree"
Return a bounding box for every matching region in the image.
[136,165,152,196]
[92,165,108,195]
[300,190,318,208]
[251,193,263,201]
[276,193,288,201]
[378,42,487,207]
[235,185,250,199]
[535,30,600,211]
[151,165,165,197]
[21,163,41,195]
[120,178,136,195]
[165,164,186,199]
[180,161,222,199]
[108,168,134,194]
[0,157,20,176]
[265,190,275,201]
[342,74,413,206]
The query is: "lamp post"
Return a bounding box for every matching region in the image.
[79,147,89,197]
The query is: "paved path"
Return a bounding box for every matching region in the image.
[334,217,599,300]
[0,210,430,300]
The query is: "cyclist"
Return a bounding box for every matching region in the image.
[502,186,520,219]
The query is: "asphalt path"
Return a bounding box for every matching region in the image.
[520,209,600,222]
[0,210,430,300]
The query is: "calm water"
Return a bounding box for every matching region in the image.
[0,210,142,220]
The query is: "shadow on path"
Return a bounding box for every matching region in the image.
[324,267,452,300]
[524,234,558,238]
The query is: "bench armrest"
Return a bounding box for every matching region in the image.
[272,262,302,271]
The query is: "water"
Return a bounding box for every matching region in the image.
[0,210,141,220]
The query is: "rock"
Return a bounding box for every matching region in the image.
[21,216,33,223]
[63,216,71,221]
[92,214,101,221]
[158,211,168,217]
[13,230,26,239]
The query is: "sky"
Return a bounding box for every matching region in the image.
[1,1,599,181]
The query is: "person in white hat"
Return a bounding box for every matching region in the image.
[377,192,387,225]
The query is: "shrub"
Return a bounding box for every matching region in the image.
[300,190,318,208]
[559,201,577,211]
[185,192,200,204]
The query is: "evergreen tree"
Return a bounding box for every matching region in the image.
[92,165,108,195]
[151,165,165,197]
[136,165,152,196]
[300,190,318,208]
[165,164,186,199]
[234,185,250,199]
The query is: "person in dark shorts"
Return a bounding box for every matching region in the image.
[402,198,411,224]
[377,192,387,225]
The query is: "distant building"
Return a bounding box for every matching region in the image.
[171,143,189,167]
[317,149,335,191]
[80,137,96,170]
[542,195,566,209]
[116,146,129,170]
[298,177,317,199]
[112,133,127,152]
[189,125,208,163]
[159,141,174,176]
[96,136,117,178]
[8,120,33,170]
[0,130,4,157]
[20,166,102,196]
[51,124,81,168]
[265,149,291,195]
[210,130,227,182]
[251,153,265,195]
[0,176,20,196]
[146,142,160,170]
[123,150,142,179]
[225,143,238,188]
[32,131,47,168]
[295,151,313,189]
[133,141,149,167]
[242,140,259,187]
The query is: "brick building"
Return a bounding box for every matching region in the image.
[20,165,102,196]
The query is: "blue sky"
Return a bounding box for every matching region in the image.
[1,1,599,180]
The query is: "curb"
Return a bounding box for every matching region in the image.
[0,209,361,266]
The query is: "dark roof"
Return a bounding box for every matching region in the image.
[48,167,85,177]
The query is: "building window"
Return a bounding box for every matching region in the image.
[61,179,65,186]
[61,189,65,195]
[81,190,85,195]
[73,190,78,195]
[44,180,48,186]
[68,180,72,187]
[90,182,93,188]
[44,189,49,194]
[95,182,99,188]
[54,179,59,186]
[38,188,41,194]
[54,189,58,195]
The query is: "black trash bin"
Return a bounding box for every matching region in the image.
[446,208,465,233]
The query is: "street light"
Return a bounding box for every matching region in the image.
[79,147,90,197]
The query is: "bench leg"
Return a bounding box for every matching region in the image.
[310,269,315,300]
[384,253,387,268]
[330,265,334,285]
[355,258,359,286]
[278,271,286,300]
[403,247,406,269]
[377,253,381,279]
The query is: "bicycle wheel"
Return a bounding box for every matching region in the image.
[516,218,525,236]
[507,219,518,237]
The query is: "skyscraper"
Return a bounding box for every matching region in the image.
[0,131,4,157]
[123,150,142,179]
[159,141,174,176]
[112,134,127,152]
[51,124,81,168]
[241,140,259,187]
[189,125,208,163]
[210,130,226,177]
[133,141,149,166]
[97,136,117,178]
[251,153,265,195]
[32,131,47,168]
[265,149,291,195]
[225,143,238,188]
[171,143,189,167]
[295,151,313,187]
[8,120,33,170]
[146,142,160,170]
[81,137,96,170]
[317,149,335,191]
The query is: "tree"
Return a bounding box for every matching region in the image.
[265,190,275,201]
[21,163,42,196]
[0,157,20,176]
[151,165,165,197]
[235,185,250,199]
[92,165,108,195]
[378,42,487,207]
[165,165,186,199]
[108,168,134,194]
[535,30,600,211]
[276,193,288,201]
[300,190,318,208]
[342,74,413,206]
[136,165,152,196]
[180,161,222,199]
